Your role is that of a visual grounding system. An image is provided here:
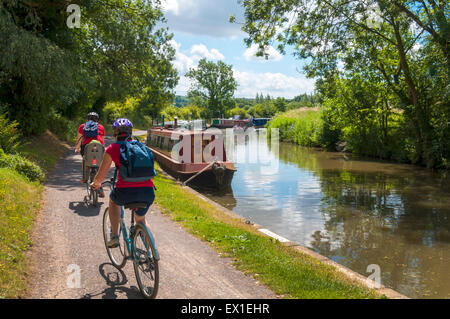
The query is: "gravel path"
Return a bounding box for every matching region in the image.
[27,135,276,299]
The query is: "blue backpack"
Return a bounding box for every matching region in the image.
[116,138,156,182]
[83,120,98,138]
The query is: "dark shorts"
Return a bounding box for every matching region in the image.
[110,187,155,216]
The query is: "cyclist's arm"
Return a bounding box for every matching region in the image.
[75,132,83,152]
[92,153,113,189]
[99,124,105,137]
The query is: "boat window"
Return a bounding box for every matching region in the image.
[157,136,162,148]
[163,137,169,151]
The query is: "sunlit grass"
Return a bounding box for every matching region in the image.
[0,168,42,298]
[268,108,323,147]
[0,130,69,298]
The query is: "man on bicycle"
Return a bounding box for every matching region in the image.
[90,118,155,248]
[76,111,106,197]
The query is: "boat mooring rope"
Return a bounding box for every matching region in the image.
[182,161,217,186]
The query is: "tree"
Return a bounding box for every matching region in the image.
[180,104,205,120]
[186,59,238,118]
[273,97,287,112]
[0,0,178,134]
[65,0,178,121]
[237,0,449,167]
[0,1,79,134]
[227,107,248,119]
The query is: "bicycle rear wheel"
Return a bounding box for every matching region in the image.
[102,208,127,269]
[86,174,92,201]
[89,168,98,207]
[132,223,159,299]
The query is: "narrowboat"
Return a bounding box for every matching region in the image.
[251,117,271,128]
[146,125,236,189]
[211,118,252,129]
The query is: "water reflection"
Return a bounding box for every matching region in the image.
[204,130,450,298]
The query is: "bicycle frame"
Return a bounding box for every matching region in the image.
[118,205,160,262]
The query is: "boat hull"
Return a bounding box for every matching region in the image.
[150,146,236,189]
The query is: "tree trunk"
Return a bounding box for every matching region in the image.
[392,21,433,165]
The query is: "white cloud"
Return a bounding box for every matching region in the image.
[243,44,283,62]
[169,40,315,99]
[190,44,225,61]
[169,41,224,75]
[234,70,315,98]
[175,69,315,98]
[168,40,195,75]
[161,0,181,15]
[161,0,244,37]
[170,40,228,95]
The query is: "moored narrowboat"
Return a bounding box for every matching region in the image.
[211,118,252,129]
[147,126,236,189]
[251,117,271,128]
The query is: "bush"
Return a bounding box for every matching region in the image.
[0,149,45,183]
[0,114,22,153]
[103,98,153,129]
[48,112,79,143]
[268,108,324,147]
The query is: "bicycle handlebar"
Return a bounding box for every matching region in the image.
[101,177,116,188]
[88,177,115,190]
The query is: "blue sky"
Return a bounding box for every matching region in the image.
[161,0,315,99]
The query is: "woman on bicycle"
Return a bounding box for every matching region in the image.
[76,111,106,197]
[91,118,156,248]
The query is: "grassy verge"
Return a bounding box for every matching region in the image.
[0,168,42,298]
[153,170,383,299]
[0,130,69,298]
[268,108,324,147]
[18,130,71,174]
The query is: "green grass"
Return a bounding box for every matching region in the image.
[153,171,382,299]
[0,168,42,298]
[0,130,69,298]
[18,130,70,174]
[268,108,324,147]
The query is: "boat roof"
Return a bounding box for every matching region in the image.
[149,127,221,137]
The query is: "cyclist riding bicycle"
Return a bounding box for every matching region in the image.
[91,118,156,248]
[76,111,106,197]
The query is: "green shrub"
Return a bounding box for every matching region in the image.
[0,114,22,153]
[0,149,45,183]
[268,108,324,147]
[48,112,79,143]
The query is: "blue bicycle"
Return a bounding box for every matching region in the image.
[101,179,160,299]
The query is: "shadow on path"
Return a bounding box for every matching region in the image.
[68,201,103,217]
[81,263,142,299]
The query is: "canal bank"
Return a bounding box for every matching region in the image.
[153,165,407,299]
[199,130,450,299]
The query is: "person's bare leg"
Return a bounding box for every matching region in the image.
[135,214,147,227]
[81,158,85,183]
[109,199,121,236]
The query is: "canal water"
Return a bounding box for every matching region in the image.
[198,128,450,299]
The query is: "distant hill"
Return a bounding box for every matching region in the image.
[174,95,188,108]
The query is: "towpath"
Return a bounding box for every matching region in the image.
[27,134,276,299]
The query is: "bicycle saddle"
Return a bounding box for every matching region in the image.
[124,202,148,210]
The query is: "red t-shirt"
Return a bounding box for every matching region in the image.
[105,142,155,189]
[78,123,105,145]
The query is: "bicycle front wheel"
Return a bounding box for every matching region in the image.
[132,223,159,299]
[102,208,127,269]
